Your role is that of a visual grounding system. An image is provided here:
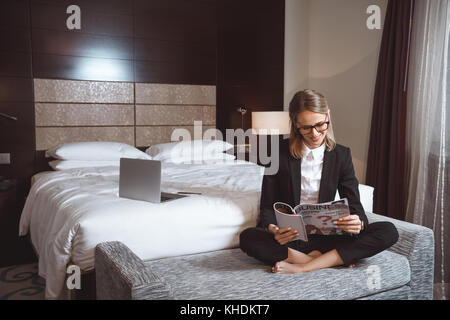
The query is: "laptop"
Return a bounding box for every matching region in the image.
[119,158,186,203]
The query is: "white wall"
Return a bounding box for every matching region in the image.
[284,0,310,107]
[284,0,387,183]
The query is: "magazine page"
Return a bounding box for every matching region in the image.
[294,198,350,236]
[273,202,308,242]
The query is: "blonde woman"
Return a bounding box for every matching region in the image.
[240,90,399,273]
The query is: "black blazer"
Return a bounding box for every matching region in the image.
[258,139,369,231]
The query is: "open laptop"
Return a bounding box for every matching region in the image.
[119,158,186,203]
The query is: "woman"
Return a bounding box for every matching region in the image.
[240,89,399,274]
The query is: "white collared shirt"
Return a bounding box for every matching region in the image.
[300,143,326,204]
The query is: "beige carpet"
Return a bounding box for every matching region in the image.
[0,263,45,300]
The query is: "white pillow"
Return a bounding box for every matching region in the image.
[46,142,151,161]
[169,153,236,164]
[146,140,234,161]
[49,160,120,170]
[334,184,374,213]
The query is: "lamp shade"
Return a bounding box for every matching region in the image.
[251,111,290,135]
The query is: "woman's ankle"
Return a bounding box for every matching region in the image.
[286,248,315,264]
[307,250,322,258]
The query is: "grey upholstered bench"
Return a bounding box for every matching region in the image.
[94,212,434,300]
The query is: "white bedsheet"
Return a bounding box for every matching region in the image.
[19,160,264,299]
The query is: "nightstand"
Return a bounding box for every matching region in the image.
[0,179,18,220]
[0,179,36,267]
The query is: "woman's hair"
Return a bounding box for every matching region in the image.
[288,89,336,159]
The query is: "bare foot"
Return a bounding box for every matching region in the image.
[272,261,305,274]
[348,264,356,268]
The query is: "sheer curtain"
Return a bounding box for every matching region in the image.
[406,0,450,300]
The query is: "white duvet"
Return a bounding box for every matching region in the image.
[19,160,264,299]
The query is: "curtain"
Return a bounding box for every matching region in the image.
[406,0,450,301]
[366,0,414,221]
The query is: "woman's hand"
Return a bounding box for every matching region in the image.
[267,224,299,245]
[333,215,362,234]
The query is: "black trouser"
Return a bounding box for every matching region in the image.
[239,222,399,267]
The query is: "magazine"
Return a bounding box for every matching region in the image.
[273,198,351,242]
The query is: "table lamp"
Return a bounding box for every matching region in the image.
[251,111,290,135]
[251,111,290,166]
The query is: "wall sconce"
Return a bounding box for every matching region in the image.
[0,112,18,121]
[237,106,247,129]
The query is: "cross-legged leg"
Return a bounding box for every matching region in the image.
[274,249,343,274]
[271,248,323,272]
[240,227,323,268]
[273,221,399,274]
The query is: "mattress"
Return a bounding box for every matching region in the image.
[19,160,265,299]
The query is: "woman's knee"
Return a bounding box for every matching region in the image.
[239,227,266,252]
[239,228,254,251]
[369,221,399,249]
[239,227,288,265]
[385,222,399,247]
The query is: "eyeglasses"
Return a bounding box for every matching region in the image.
[296,119,330,134]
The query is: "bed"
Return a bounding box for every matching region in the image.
[19,157,265,299]
[27,78,265,299]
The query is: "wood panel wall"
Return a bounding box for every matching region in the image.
[0,0,34,204]
[30,0,217,84]
[216,0,285,132]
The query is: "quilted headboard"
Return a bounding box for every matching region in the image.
[34,78,216,151]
